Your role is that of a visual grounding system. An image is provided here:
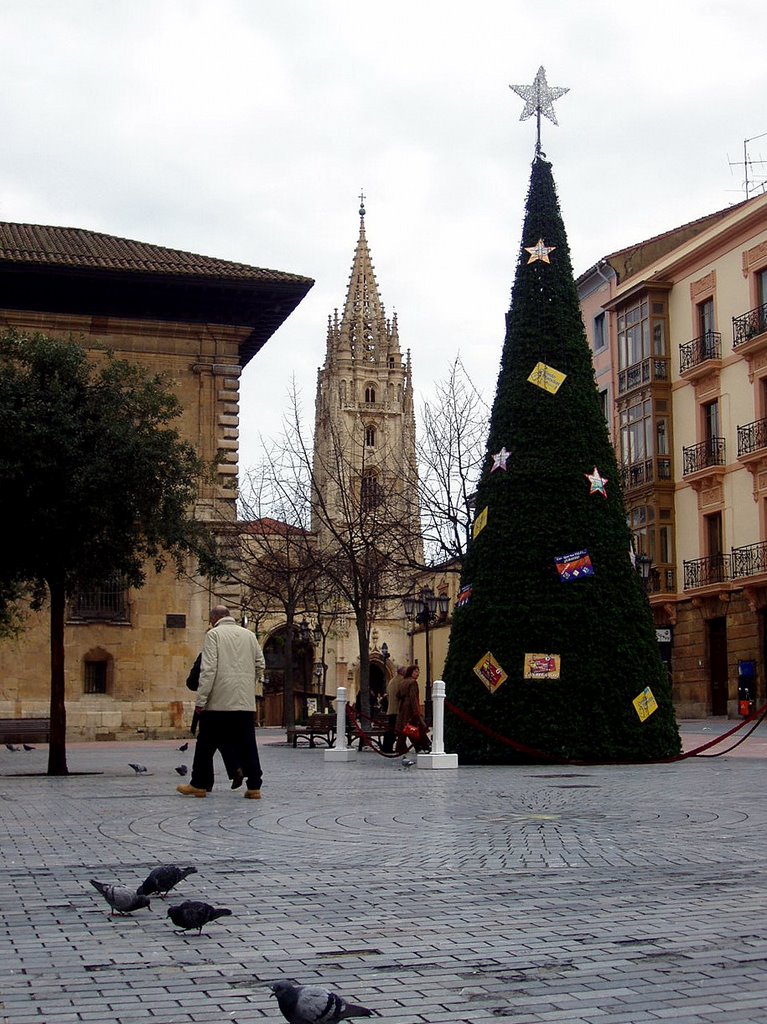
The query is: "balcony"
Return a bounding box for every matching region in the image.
[647,565,676,595]
[619,456,673,492]
[737,417,767,458]
[733,301,767,349]
[617,356,669,396]
[683,553,731,590]
[678,331,721,379]
[682,436,726,477]
[731,541,767,580]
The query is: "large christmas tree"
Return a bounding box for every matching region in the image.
[442,74,680,764]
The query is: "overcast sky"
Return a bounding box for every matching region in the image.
[2,0,766,472]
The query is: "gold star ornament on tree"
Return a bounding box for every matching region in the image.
[524,239,556,264]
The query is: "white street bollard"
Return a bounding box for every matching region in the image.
[324,686,357,762]
[417,679,458,769]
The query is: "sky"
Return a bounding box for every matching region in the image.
[2,0,766,473]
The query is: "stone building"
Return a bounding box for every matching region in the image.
[0,222,312,738]
[577,191,767,716]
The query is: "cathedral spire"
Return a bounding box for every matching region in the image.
[336,194,388,366]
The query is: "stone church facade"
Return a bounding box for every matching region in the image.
[0,222,312,738]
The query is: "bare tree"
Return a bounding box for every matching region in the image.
[418,355,489,565]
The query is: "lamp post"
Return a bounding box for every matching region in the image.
[403,587,450,725]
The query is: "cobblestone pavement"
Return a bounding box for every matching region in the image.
[2,720,767,1024]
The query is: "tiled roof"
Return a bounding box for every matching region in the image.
[240,518,312,537]
[0,222,312,286]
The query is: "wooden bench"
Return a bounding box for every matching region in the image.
[0,718,51,745]
[287,713,337,749]
[348,713,391,750]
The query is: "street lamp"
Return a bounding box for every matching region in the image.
[403,587,450,725]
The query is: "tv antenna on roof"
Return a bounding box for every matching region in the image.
[729,132,767,199]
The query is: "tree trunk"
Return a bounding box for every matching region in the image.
[283,613,296,731]
[356,617,371,720]
[47,579,69,776]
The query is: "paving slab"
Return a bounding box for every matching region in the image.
[1,721,767,1023]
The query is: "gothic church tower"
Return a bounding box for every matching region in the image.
[313,197,420,548]
[312,198,421,691]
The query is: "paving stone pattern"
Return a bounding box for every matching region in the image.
[1,723,767,1023]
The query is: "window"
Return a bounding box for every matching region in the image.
[69,576,129,622]
[703,399,720,441]
[758,267,767,308]
[620,398,653,465]
[706,512,723,558]
[617,299,649,369]
[598,388,609,422]
[360,470,382,511]
[364,385,376,404]
[365,424,376,447]
[593,312,606,351]
[84,660,108,694]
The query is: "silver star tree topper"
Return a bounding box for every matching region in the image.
[510,66,569,152]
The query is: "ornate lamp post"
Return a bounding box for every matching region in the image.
[636,553,652,592]
[403,587,450,725]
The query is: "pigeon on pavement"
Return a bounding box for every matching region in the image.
[400,757,416,769]
[23,744,36,751]
[5,744,18,751]
[178,741,189,751]
[89,879,151,916]
[174,765,188,776]
[167,900,232,933]
[137,864,197,897]
[128,763,148,774]
[270,981,376,1024]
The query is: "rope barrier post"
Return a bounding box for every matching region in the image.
[324,686,357,762]
[417,679,458,770]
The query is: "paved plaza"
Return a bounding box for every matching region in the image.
[2,719,767,1024]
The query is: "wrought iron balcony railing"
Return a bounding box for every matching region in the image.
[617,356,669,395]
[647,566,676,594]
[679,331,721,373]
[737,417,767,458]
[731,541,767,579]
[683,554,731,590]
[682,436,726,476]
[619,456,673,491]
[733,301,767,348]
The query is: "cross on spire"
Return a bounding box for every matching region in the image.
[359,189,366,218]
[509,66,569,153]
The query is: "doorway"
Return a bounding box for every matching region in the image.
[707,616,728,715]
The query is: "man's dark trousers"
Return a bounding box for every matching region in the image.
[190,711,262,791]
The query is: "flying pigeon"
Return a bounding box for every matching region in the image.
[167,900,232,934]
[269,981,376,1024]
[137,864,197,897]
[89,879,151,916]
[128,763,148,774]
[175,765,188,776]
[178,741,189,751]
[23,744,36,751]
[5,744,18,751]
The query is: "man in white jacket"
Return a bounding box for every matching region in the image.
[177,605,266,799]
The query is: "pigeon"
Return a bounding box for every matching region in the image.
[5,744,18,751]
[137,864,197,897]
[23,744,35,751]
[89,879,151,916]
[128,763,148,774]
[401,757,416,769]
[269,981,376,1024]
[178,741,189,751]
[174,765,188,776]
[167,900,232,934]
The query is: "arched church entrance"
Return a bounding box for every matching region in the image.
[262,625,317,727]
[369,660,388,715]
